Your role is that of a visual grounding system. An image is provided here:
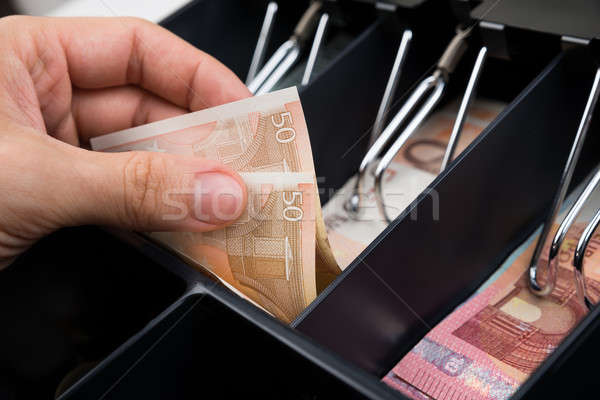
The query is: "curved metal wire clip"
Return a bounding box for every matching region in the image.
[346,27,487,223]
[574,200,600,310]
[527,67,600,297]
[550,158,600,310]
[247,1,324,95]
[540,166,600,309]
[246,2,279,85]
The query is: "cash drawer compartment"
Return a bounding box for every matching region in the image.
[296,47,600,393]
[57,268,401,400]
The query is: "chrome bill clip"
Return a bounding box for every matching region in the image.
[248,1,324,95]
[344,29,415,217]
[528,67,600,297]
[440,47,487,172]
[369,30,414,147]
[346,27,488,224]
[574,198,600,310]
[246,2,279,85]
[541,165,600,308]
[301,12,330,86]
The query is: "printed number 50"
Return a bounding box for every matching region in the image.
[283,191,303,222]
[272,112,296,143]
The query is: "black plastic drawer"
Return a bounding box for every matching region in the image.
[56,231,401,400]
[3,1,600,399]
[296,46,600,394]
[0,228,185,399]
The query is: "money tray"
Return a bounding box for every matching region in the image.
[2,1,600,399]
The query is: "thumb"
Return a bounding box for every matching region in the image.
[72,149,247,232]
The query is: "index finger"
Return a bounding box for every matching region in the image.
[52,16,251,110]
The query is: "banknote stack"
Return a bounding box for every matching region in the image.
[91,88,341,323]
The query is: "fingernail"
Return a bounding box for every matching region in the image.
[194,172,244,224]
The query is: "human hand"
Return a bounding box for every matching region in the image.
[0,16,250,269]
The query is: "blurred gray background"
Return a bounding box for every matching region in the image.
[2,0,68,16]
[0,0,189,22]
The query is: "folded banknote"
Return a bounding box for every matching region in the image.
[91,87,340,322]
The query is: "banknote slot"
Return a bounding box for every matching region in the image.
[161,0,314,80]
[245,2,396,94]
[296,47,600,385]
[310,30,554,269]
[56,264,402,400]
[0,227,186,400]
[301,19,556,209]
[243,1,459,95]
[160,0,381,87]
[299,7,460,203]
[341,27,490,227]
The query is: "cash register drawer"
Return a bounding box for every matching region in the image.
[2,1,600,399]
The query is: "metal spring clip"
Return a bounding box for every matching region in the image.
[528,67,600,297]
[247,1,325,95]
[346,27,488,224]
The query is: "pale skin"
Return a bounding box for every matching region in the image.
[0,16,251,269]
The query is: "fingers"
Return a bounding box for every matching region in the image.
[0,115,248,268]
[52,16,251,110]
[69,147,247,232]
[0,16,251,147]
[72,86,187,144]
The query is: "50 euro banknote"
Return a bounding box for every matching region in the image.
[91,87,340,323]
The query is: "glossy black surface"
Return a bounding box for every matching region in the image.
[59,293,400,400]
[0,228,185,399]
[473,0,600,40]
